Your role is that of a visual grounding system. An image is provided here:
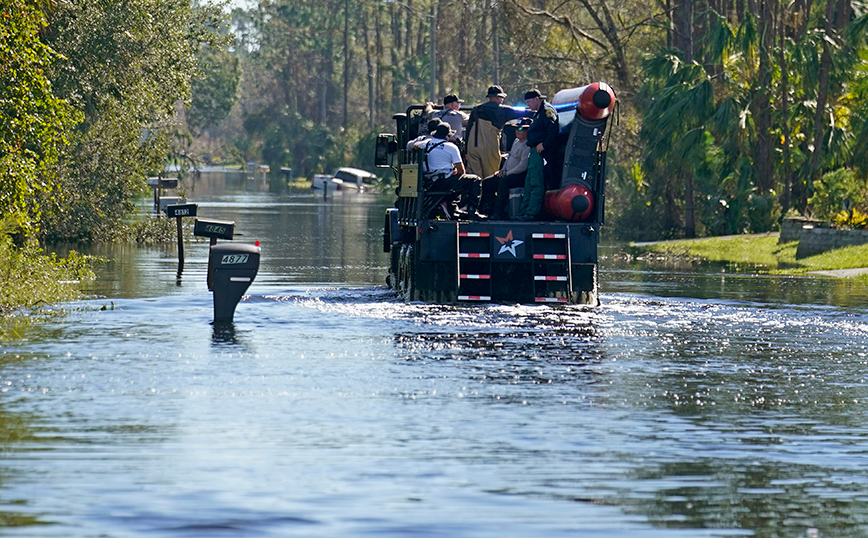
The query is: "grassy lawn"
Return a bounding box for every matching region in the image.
[631,233,868,278]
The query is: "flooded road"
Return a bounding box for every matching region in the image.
[3,174,868,537]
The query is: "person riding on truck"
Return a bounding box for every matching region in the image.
[480,117,532,219]
[410,121,484,220]
[406,118,443,151]
[464,85,525,179]
[517,89,559,221]
[425,94,467,146]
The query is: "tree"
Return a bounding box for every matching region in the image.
[36,0,228,241]
[0,1,80,235]
[631,0,868,239]
[188,47,241,138]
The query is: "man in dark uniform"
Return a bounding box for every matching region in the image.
[465,85,524,178]
[518,89,559,220]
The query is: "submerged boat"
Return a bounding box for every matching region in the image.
[375,82,616,305]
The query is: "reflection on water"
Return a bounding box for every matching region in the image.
[5,172,868,537]
[601,245,868,308]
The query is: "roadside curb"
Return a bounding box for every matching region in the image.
[808,268,868,278]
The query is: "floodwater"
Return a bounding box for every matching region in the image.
[3,172,868,537]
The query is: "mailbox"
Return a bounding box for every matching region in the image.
[208,243,260,323]
[166,203,198,218]
[194,218,234,240]
[147,177,179,189]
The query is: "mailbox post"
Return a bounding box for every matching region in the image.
[166,203,198,271]
[147,176,179,214]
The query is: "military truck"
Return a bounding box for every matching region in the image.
[375,83,616,305]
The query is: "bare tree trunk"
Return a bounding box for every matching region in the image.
[363,5,375,129]
[666,0,673,48]
[406,0,413,58]
[684,172,696,238]
[835,0,851,28]
[375,1,383,125]
[459,3,469,93]
[416,20,425,59]
[576,0,633,89]
[806,0,839,208]
[492,3,500,85]
[664,179,679,237]
[796,0,815,37]
[392,2,402,112]
[430,3,437,102]
[778,0,793,213]
[670,0,694,60]
[321,78,327,125]
[343,0,350,128]
[752,0,773,196]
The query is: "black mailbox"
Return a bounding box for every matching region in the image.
[194,218,234,240]
[166,203,198,218]
[147,177,179,189]
[209,243,260,323]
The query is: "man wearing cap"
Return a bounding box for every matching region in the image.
[406,118,442,151]
[518,89,559,221]
[480,118,532,219]
[424,94,467,144]
[410,121,484,220]
[465,85,525,178]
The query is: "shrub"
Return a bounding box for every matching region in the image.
[0,236,96,316]
[808,167,867,221]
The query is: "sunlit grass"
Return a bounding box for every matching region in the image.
[632,233,868,276]
[636,234,791,267]
[288,178,312,189]
[794,243,868,272]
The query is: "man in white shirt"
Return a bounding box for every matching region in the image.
[480,118,532,219]
[406,119,442,151]
[410,121,483,219]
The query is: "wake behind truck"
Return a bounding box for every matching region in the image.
[375,83,616,305]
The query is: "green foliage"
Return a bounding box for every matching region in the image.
[188,46,241,136]
[627,2,868,240]
[245,106,337,178]
[0,235,95,316]
[808,167,867,221]
[0,2,82,234]
[121,216,188,243]
[36,0,229,242]
[226,0,659,185]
